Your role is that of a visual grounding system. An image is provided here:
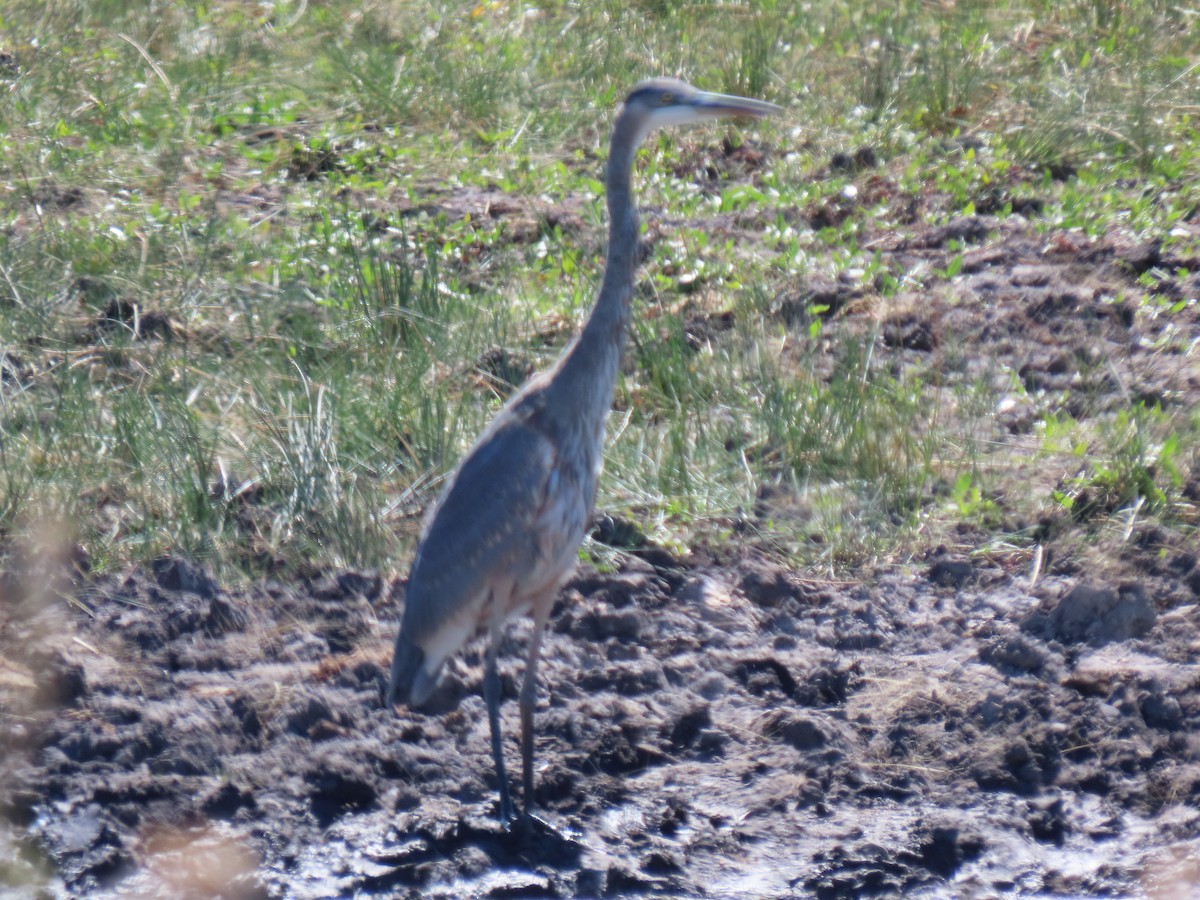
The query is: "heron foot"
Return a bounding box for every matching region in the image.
[497,794,517,826]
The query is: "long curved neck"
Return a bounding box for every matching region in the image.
[590,114,642,342]
[547,112,643,412]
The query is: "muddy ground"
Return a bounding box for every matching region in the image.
[5,539,1200,900]
[3,170,1200,898]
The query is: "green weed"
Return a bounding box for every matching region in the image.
[0,0,1195,579]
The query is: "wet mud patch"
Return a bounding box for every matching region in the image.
[3,545,1199,898]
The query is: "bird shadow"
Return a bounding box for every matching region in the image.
[361,812,586,891]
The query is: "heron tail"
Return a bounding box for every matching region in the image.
[388,632,442,709]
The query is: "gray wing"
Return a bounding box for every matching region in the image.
[401,417,555,645]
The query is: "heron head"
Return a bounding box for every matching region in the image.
[620,77,780,143]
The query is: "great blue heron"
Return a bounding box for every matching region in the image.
[388,78,779,825]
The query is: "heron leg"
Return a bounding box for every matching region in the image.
[483,634,515,824]
[519,605,551,821]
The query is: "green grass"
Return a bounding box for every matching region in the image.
[0,0,1197,581]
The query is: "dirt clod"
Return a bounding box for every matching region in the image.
[152,556,219,598]
[1030,582,1157,644]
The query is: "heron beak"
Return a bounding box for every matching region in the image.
[692,90,782,120]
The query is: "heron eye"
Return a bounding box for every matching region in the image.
[660,91,674,105]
